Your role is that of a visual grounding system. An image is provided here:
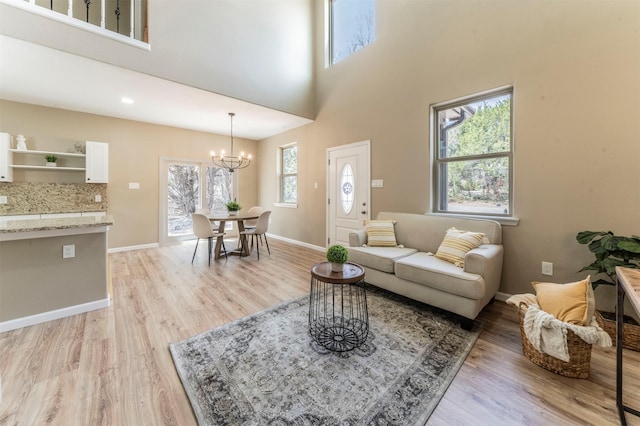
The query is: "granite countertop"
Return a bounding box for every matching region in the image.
[0,215,114,233]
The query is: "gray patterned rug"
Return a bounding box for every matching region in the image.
[169,286,481,425]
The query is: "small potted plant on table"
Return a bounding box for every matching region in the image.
[327,244,348,272]
[577,230,640,350]
[226,200,242,216]
[45,155,57,167]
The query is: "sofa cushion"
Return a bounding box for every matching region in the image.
[365,219,398,247]
[348,246,417,273]
[435,227,485,267]
[395,252,485,299]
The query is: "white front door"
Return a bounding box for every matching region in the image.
[327,141,371,247]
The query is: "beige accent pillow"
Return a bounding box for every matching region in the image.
[365,220,398,247]
[532,276,595,326]
[434,227,485,267]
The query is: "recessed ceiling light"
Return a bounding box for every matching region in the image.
[121,97,134,104]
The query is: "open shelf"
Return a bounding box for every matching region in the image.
[9,165,86,171]
[9,149,85,158]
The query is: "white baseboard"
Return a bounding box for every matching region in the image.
[266,233,325,252]
[108,242,159,253]
[0,298,111,333]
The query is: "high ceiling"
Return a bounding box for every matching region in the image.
[0,35,313,140]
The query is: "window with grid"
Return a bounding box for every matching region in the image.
[280,144,298,204]
[432,88,513,217]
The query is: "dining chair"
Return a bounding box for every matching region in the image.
[239,210,271,260]
[191,213,227,266]
[239,206,263,248]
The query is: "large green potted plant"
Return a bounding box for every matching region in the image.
[577,231,640,349]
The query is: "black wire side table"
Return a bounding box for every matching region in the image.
[309,262,369,352]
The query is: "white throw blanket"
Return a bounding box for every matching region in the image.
[506,294,612,362]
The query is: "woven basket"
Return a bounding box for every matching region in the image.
[595,310,640,352]
[517,302,592,379]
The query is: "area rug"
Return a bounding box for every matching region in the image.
[169,286,481,425]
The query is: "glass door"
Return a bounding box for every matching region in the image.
[167,163,201,239]
[160,159,234,245]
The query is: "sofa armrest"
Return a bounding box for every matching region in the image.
[464,244,504,296]
[349,230,367,247]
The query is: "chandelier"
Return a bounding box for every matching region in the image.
[211,112,251,173]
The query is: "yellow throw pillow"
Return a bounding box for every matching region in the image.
[532,276,595,326]
[365,220,398,247]
[434,227,485,267]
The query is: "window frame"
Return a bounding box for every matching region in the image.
[275,142,298,208]
[431,87,515,221]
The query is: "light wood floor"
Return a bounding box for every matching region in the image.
[1,239,638,425]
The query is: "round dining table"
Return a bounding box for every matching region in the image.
[208,212,260,259]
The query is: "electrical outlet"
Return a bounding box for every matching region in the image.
[94,194,101,202]
[542,261,553,276]
[0,196,7,204]
[63,244,75,259]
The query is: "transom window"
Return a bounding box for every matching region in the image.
[280,144,298,204]
[329,0,375,65]
[432,88,513,217]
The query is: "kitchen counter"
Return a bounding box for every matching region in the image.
[0,214,113,241]
[0,213,113,331]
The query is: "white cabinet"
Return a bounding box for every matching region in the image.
[85,141,108,183]
[0,133,13,182]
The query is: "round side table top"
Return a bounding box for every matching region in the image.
[311,262,364,284]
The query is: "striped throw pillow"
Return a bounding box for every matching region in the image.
[365,220,398,247]
[435,227,485,267]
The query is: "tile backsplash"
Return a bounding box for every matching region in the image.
[0,183,107,215]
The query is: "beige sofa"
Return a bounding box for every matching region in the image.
[348,212,504,329]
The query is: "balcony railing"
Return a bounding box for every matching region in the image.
[2,0,149,49]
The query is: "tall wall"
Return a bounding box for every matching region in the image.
[0,100,259,249]
[0,0,315,118]
[259,1,640,299]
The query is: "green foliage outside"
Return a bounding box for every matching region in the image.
[443,99,510,206]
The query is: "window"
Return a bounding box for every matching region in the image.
[280,144,298,205]
[432,88,513,217]
[329,0,375,65]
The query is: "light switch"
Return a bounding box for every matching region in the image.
[371,179,384,188]
[129,182,140,189]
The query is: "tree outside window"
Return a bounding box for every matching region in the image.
[281,145,298,204]
[433,89,513,216]
[330,0,375,65]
